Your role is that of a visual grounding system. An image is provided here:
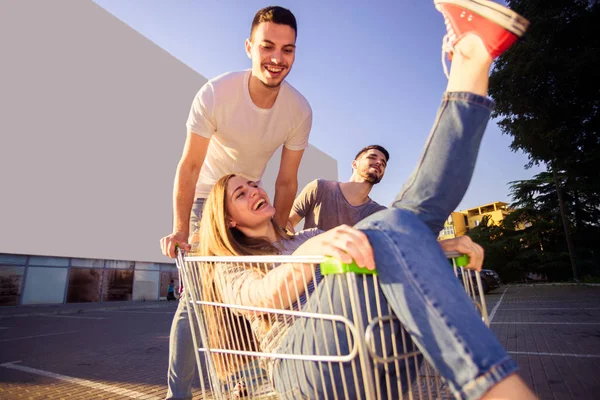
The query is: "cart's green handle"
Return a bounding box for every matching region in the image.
[321,254,470,275]
[321,257,377,275]
[453,254,470,268]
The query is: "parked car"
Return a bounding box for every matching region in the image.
[455,267,501,295]
[522,272,548,283]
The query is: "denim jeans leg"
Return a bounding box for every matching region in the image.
[351,94,517,399]
[356,210,518,400]
[166,299,198,400]
[273,274,420,400]
[166,198,206,399]
[391,92,495,234]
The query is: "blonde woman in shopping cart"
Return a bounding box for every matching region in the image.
[195,1,537,399]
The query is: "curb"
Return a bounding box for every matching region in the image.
[507,283,600,287]
[0,301,178,319]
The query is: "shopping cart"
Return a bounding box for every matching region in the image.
[176,250,489,400]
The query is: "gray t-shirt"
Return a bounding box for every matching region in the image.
[293,179,387,231]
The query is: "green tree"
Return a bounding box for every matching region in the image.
[488,0,600,279]
[490,0,600,178]
[466,215,529,282]
[466,170,600,282]
[507,172,600,280]
[467,212,571,283]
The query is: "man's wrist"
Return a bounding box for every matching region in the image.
[172,229,188,238]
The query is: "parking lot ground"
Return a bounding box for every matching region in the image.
[0,303,202,399]
[0,285,598,399]
[486,284,600,399]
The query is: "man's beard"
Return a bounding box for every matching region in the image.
[363,171,381,185]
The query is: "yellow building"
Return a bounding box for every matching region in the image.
[438,201,515,240]
[464,202,512,229]
[438,211,470,240]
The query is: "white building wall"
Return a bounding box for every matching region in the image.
[0,0,337,265]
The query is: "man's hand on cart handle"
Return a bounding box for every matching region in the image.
[439,236,484,272]
[160,231,191,258]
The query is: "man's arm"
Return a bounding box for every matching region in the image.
[273,147,305,228]
[160,132,210,258]
[161,82,216,258]
[172,133,210,236]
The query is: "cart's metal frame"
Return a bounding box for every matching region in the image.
[176,251,489,400]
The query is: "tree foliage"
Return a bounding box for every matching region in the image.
[466,215,529,282]
[478,0,600,281]
[490,0,600,188]
[467,172,600,282]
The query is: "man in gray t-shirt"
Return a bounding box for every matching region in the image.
[289,145,389,231]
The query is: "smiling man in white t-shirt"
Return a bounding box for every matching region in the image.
[159,6,312,399]
[161,6,311,259]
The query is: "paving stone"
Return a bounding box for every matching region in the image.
[491,285,600,400]
[1,286,598,399]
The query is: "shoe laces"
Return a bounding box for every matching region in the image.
[441,17,456,79]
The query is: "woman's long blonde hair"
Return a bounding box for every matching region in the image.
[198,174,291,257]
[196,174,292,380]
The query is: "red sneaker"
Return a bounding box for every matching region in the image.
[435,0,529,61]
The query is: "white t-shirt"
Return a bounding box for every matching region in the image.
[186,70,313,198]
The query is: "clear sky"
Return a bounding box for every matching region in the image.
[93,0,544,211]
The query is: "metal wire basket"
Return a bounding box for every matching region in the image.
[176,251,488,400]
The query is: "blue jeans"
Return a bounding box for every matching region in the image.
[166,198,207,400]
[273,93,518,400]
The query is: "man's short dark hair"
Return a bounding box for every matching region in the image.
[354,145,390,163]
[251,6,297,40]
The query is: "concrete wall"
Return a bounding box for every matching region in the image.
[0,0,337,264]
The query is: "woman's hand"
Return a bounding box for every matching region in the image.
[294,225,375,270]
[439,236,484,271]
